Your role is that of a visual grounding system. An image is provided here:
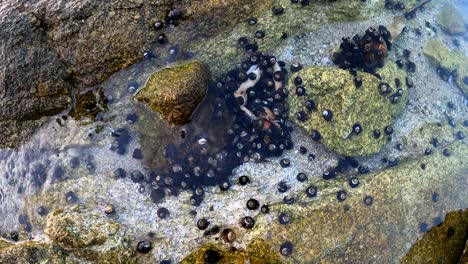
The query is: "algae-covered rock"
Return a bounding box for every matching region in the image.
[423,39,468,95]
[402,122,463,154]
[437,3,466,35]
[181,239,280,264]
[135,60,207,125]
[45,207,120,249]
[287,62,408,156]
[180,122,468,263]
[401,209,468,264]
[0,242,71,264]
[0,240,136,264]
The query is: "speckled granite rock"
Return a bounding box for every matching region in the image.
[0,205,136,264]
[437,3,466,35]
[45,207,120,249]
[401,209,468,264]
[287,62,408,156]
[135,60,208,125]
[0,3,72,148]
[423,39,468,95]
[0,241,137,264]
[178,123,467,263]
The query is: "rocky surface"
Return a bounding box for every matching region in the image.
[423,39,468,95]
[437,3,466,35]
[0,3,72,148]
[287,62,408,156]
[135,60,208,125]
[0,0,273,147]
[45,207,120,249]
[401,209,468,264]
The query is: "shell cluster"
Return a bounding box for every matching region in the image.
[333,26,392,73]
[149,53,292,205]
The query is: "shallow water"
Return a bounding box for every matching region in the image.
[1,0,468,263]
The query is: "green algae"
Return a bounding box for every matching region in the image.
[423,39,468,95]
[134,60,208,125]
[401,209,468,264]
[287,61,408,156]
[0,240,136,264]
[181,239,280,264]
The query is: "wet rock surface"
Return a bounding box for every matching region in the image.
[423,39,468,95]
[401,209,468,264]
[241,133,467,263]
[135,60,208,125]
[0,0,272,147]
[45,207,120,248]
[287,62,408,156]
[437,3,466,35]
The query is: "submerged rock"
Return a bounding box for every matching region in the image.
[178,123,467,263]
[181,239,279,264]
[135,60,208,125]
[70,88,107,121]
[437,4,466,35]
[287,62,408,156]
[401,209,468,264]
[423,39,468,95]
[45,207,120,249]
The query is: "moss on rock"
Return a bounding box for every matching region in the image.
[45,207,120,249]
[287,62,408,156]
[181,239,279,264]
[135,60,208,125]
[401,209,468,264]
[423,39,468,95]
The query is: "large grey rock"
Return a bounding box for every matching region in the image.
[0,0,272,148]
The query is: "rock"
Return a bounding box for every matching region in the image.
[44,207,120,249]
[0,242,70,264]
[388,16,406,41]
[189,0,386,78]
[179,122,468,263]
[181,239,279,264]
[0,5,73,148]
[135,60,208,125]
[287,62,408,156]
[0,0,271,147]
[0,241,136,264]
[401,209,468,264]
[402,122,458,154]
[423,39,468,95]
[231,129,467,263]
[437,4,466,35]
[460,242,468,264]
